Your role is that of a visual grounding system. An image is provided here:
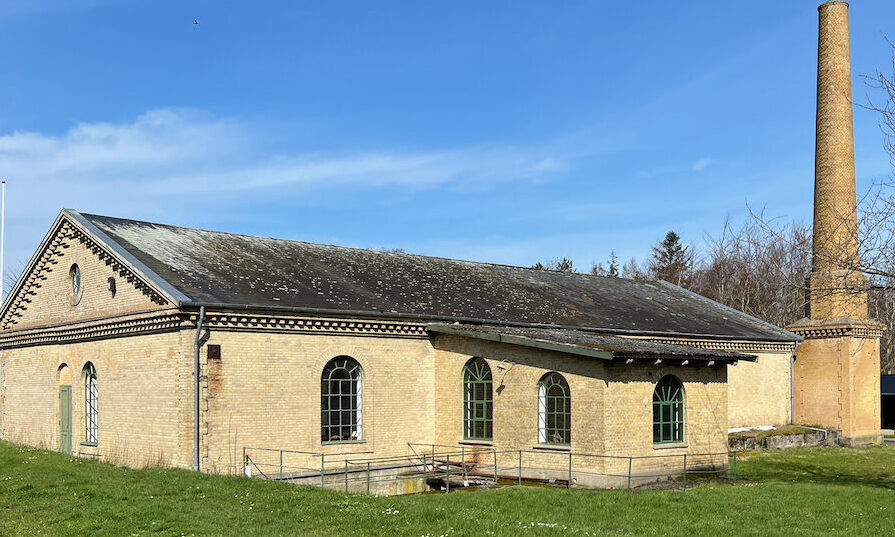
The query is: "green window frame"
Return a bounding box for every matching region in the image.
[84,362,98,445]
[538,372,570,445]
[321,356,363,443]
[463,358,492,440]
[653,375,684,444]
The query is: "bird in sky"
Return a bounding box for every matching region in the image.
[194,19,199,25]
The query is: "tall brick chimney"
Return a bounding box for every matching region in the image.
[809,0,866,320]
[787,1,882,446]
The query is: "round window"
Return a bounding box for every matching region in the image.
[69,264,83,306]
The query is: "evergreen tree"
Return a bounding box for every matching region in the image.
[554,257,574,273]
[649,231,693,285]
[531,258,574,273]
[607,250,619,277]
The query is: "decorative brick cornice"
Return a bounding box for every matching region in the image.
[196,312,428,339]
[0,311,189,349]
[0,310,429,349]
[636,337,797,354]
[1,220,168,330]
[785,315,884,340]
[787,324,883,340]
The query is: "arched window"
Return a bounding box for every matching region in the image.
[463,358,492,440]
[83,362,98,445]
[653,375,684,444]
[321,356,363,443]
[538,372,570,445]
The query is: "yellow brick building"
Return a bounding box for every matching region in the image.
[0,210,799,488]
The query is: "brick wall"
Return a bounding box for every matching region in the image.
[727,351,793,428]
[793,334,881,441]
[0,330,189,468]
[199,329,437,474]
[433,334,729,479]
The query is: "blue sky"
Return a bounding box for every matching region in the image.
[1,1,895,277]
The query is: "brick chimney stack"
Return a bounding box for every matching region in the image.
[787,2,882,446]
[809,1,867,320]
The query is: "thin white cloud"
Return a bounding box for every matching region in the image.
[0,108,570,270]
[0,109,564,194]
[692,158,712,172]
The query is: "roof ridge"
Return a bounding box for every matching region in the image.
[78,211,655,283]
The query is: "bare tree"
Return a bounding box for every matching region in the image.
[690,218,811,328]
[3,258,28,302]
[590,251,620,277]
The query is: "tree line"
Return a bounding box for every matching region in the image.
[530,219,895,375]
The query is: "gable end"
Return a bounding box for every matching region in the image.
[1,215,172,330]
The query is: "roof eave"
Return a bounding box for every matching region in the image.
[179,300,801,344]
[426,323,753,363]
[427,323,615,361]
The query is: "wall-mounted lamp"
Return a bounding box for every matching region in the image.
[496,360,517,393]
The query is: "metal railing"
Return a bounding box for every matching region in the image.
[242,443,740,494]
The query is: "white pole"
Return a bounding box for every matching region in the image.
[1,180,6,305]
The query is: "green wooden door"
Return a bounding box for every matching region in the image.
[59,385,72,455]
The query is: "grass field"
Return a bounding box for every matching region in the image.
[1,441,893,536]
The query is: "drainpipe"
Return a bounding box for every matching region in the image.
[790,349,795,425]
[194,306,205,472]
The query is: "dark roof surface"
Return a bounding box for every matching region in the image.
[427,323,755,362]
[75,211,799,342]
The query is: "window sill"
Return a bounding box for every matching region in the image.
[79,443,98,448]
[653,443,688,450]
[459,439,493,446]
[532,444,571,452]
[322,440,366,446]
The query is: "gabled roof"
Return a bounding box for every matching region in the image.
[26,209,799,343]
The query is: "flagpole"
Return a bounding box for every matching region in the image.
[1,180,6,304]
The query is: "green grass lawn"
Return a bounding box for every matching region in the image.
[1,442,894,536]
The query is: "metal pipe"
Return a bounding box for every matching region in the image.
[789,350,796,424]
[193,305,205,472]
[732,451,738,484]
[567,452,572,489]
[1,180,6,305]
[446,454,451,493]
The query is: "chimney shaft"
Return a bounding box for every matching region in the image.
[809,0,866,319]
